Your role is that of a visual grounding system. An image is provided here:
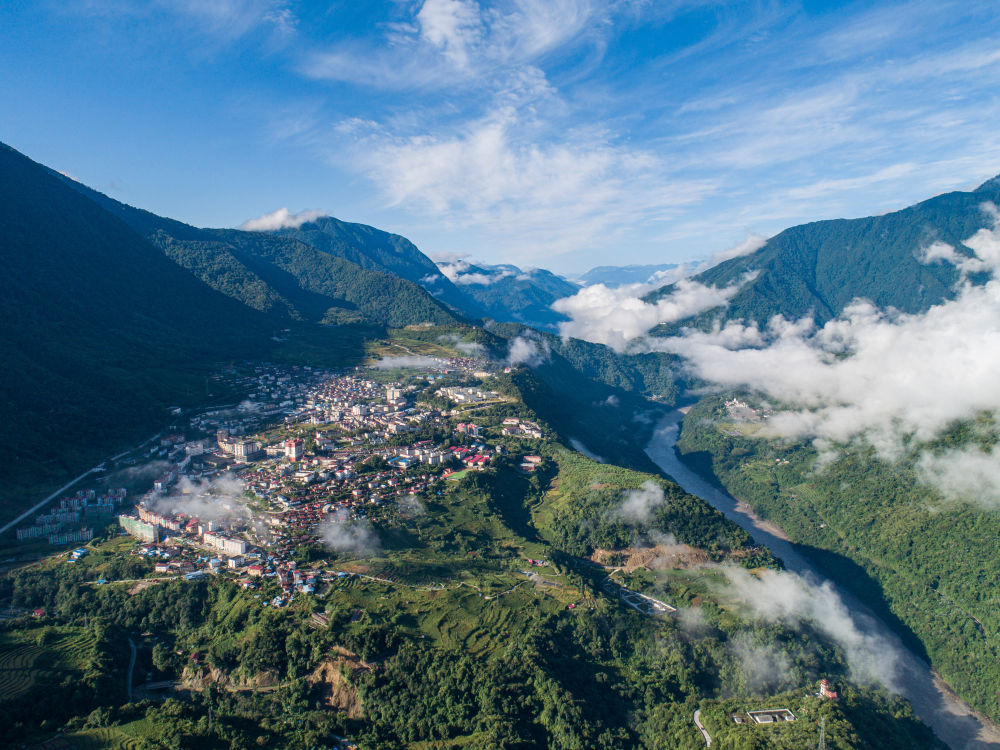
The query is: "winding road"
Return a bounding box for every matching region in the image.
[126,637,137,701]
[647,408,1000,750]
[693,708,712,747]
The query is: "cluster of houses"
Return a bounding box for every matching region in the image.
[52,356,551,608]
[15,487,127,544]
[501,417,544,439]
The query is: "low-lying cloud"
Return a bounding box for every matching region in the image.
[721,566,897,688]
[239,207,326,231]
[438,333,486,357]
[397,494,426,516]
[569,438,604,463]
[917,446,1000,508]
[319,509,380,556]
[615,480,664,525]
[150,473,251,522]
[553,275,752,352]
[436,256,517,286]
[506,333,550,367]
[372,355,441,370]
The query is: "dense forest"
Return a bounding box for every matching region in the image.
[677,395,1000,723]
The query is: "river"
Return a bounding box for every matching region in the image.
[645,408,1000,750]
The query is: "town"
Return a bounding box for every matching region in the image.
[10,355,550,608]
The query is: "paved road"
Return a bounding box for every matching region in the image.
[0,430,162,537]
[0,468,97,536]
[648,409,1000,750]
[693,708,711,747]
[126,637,137,701]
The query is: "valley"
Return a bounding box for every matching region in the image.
[649,408,1000,749]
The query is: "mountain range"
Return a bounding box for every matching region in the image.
[578,263,680,287]
[432,260,581,331]
[651,178,1000,327]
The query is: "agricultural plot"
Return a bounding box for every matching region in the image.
[0,627,96,702]
[65,717,161,749]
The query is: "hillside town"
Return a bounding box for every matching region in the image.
[9,357,547,608]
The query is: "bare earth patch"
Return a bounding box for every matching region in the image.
[306,647,374,719]
[592,543,709,572]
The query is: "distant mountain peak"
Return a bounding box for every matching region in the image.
[974,174,1000,193]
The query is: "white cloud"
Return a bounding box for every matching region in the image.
[506,333,550,367]
[372,355,441,370]
[553,275,751,352]
[569,437,604,463]
[319,509,380,556]
[615,480,664,525]
[151,473,251,522]
[438,333,487,356]
[397,493,427,516]
[730,634,794,694]
[707,232,767,266]
[303,0,609,91]
[722,566,897,688]
[917,446,1000,509]
[436,257,517,285]
[239,207,325,231]
[417,0,483,70]
[334,105,720,260]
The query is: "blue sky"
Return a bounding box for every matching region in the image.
[3,0,1000,274]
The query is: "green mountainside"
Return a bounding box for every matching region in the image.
[0,144,288,520]
[439,263,580,331]
[677,395,1000,723]
[651,178,1000,327]
[52,175,459,329]
[273,217,476,315]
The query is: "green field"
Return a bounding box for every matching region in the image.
[0,626,97,702]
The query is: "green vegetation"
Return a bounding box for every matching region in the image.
[274,214,474,315]
[0,454,940,748]
[0,381,941,748]
[442,263,580,331]
[677,394,1000,722]
[696,686,932,750]
[650,176,1000,330]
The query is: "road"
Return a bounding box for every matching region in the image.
[126,637,137,701]
[0,468,97,536]
[0,430,163,537]
[693,709,711,747]
[647,409,1000,750]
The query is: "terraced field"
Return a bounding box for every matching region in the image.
[0,628,95,702]
[65,718,160,749]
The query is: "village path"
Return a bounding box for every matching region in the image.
[126,637,137,701]
[693,709,711,747]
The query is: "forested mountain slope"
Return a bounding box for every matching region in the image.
[0,143,281,517]
[652,178,1000,327]
[53,174,459,329]
[273,217,475,314]
[677,395,1000,724]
